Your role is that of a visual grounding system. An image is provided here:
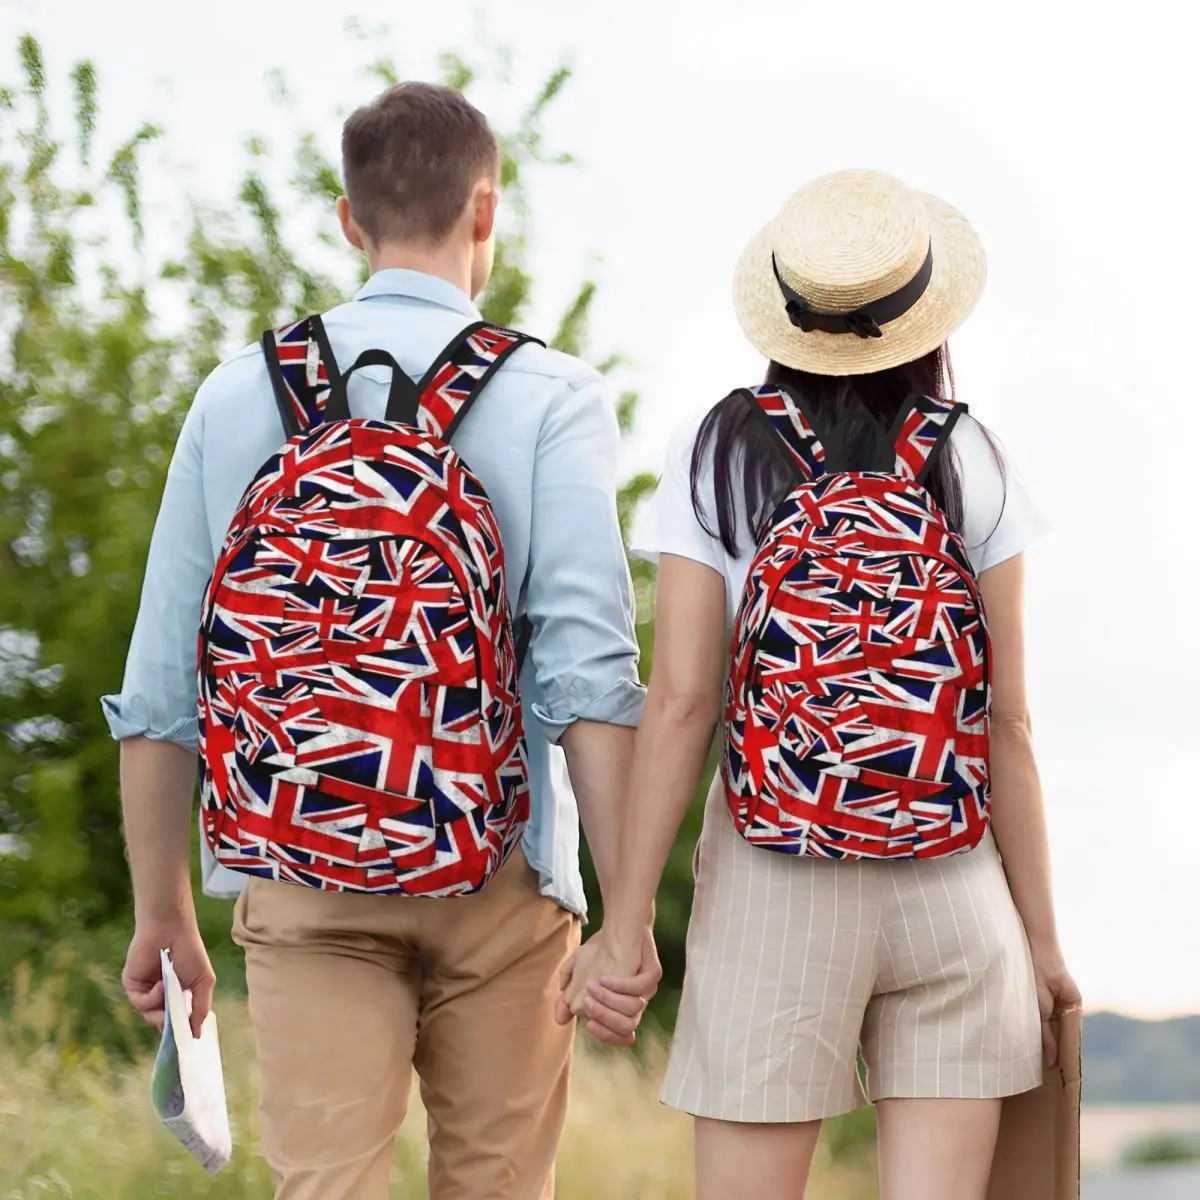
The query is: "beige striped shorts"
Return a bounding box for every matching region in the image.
[661,776,1043,1123]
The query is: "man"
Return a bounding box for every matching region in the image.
[104,81,659,1200]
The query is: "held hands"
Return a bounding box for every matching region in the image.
[555,925,662,1047]
[122,918,215,1041]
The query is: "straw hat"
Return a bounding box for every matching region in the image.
[732,169,986,376]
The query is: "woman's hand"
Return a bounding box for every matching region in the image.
[555,926,660,1046]
[1030,942,1081,1066]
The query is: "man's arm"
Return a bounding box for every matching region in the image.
[523,373,659,1042]
[119,738,213,1038]
[558,554,724,1037]
[523,373,646,911]
[104,400,217,1037]
[122,740,196,926]
[557,720,634,905]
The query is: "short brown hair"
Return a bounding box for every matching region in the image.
[341,82,499,246]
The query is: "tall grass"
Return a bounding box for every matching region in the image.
[0,964,877,1198]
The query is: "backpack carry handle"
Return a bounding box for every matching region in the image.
[341,349,422,426]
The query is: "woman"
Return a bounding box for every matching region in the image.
[561,170,1080,1200]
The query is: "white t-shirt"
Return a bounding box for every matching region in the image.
[631,409,1048,622]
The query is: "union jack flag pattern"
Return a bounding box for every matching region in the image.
[724,385,991,860]
[197,316,539,895]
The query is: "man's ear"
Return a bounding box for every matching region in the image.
[337,196,367,251]
[473,180,498,246]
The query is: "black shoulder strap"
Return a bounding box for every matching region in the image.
[882,394,967,485]
[413,322,543,441]
[740,383,829,482]
[261,315,350,439]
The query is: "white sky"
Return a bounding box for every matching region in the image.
[5,0,1198,1017]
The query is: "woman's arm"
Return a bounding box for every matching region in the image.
[979,553,1081,1060]
[979,554,1056,942]
[560,553,728,1010]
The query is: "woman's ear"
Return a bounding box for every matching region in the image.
[336,195,367,252]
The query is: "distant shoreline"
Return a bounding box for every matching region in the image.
[1081,1105,1200,1173]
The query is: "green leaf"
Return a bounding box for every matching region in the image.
[264,68,290,105]
[69,61,98,166]
[293,133,343,203]
[44,230,74,285]
[616,389,640,435]
[527,65,572,124]
[365,59,401,89]
[550,280,596,357]
[105,123,163,247]
[596,351,628,375]
[617,470,658,540]
[18,35,45,99]
[344,16,391,43]
[437,51,475,93]
[239,171,284,256]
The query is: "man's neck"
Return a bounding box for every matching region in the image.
[366,241,473,300]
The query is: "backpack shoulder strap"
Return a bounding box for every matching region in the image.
[261,314,350,439]
[886,394,967,485]
[414,321,544,441]
[741,383,828,482]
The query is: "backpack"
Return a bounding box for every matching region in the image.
[723,384,991,860]
[197,314,541,895]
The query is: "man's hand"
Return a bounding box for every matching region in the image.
[118,737,209,1037]
[555,925,661,1046]
[123,919,215,1040]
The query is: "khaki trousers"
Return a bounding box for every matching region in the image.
[232,850,580,1200]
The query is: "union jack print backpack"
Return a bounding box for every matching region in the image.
[197,315,540,895]
[724,384,991,860]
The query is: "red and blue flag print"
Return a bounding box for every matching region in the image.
[725,386,991,860]
[197,320,532,895]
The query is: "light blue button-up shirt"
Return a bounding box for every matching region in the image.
[101,269,645,918]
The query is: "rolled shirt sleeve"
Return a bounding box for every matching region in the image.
[100,396,215,751]
[524,375,646,741]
